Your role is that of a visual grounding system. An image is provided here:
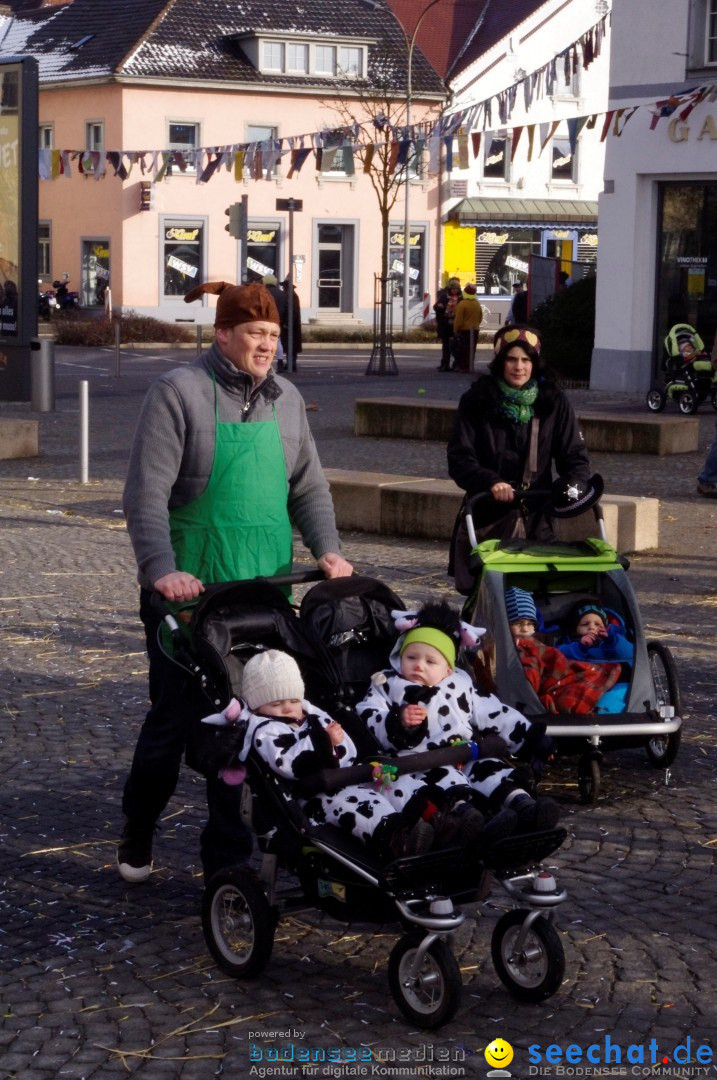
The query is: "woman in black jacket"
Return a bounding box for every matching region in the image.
[447,325,590,543]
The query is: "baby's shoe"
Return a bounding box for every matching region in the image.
[390,817,434,858]
[509,792,561,832]
[480,806,519,847]
[451,802,486,847]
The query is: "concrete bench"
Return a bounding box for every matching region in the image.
[355,398,699,454]
[0,419,39,459]
[324,468,659,552]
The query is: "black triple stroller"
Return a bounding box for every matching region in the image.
[162,572,568,1028]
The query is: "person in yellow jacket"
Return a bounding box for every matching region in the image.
[452,283,483,372]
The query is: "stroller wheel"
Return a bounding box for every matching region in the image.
[491,910,565,1002]
[202,868,276,978]
[577,755,601,804]
[388,936,462,1029]
[646,387,666,412]
[677,389,699,414]
[646,641,682,768]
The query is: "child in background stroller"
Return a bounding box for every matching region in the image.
[164,572,568,1027]
[646,322,717,415]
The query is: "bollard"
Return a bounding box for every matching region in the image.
[114,318,121,377]
[79,380,89,484]
[30,337,56,412]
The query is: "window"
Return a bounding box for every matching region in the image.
[708,0,717,61]
[483,136,510,181]
[263,41,283,71]
[38,124,53,149]
[85,121,103,152]
[84,120,103,173]
[163,222,204,298]
[321,131,353,177]
[38,222,51,278]
[338,46,362,77]
[315,45,336,75]
[246,124,280,178]
[168,121,199,174]
[286,43,308,73]
[551,133,577,183]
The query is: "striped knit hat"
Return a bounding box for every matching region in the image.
[505,587,537,626]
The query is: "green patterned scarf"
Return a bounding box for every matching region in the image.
[497,379,539,424]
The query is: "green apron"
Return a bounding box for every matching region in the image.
[169,372,293,584]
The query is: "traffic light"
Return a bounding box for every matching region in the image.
[139,181,153,211]
[225,202,242,237]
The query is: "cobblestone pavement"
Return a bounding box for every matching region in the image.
[0,347,716,1079]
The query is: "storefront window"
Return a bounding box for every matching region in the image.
[388,227,425,307]
[656,182,717,369]
[483,137,510,181]
[245,222,281,283]
[81,239,110,306]
[163,223,203,296]
[479,230,540,294]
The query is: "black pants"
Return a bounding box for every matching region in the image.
[122,589,253,878]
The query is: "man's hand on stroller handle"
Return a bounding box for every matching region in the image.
[317,552,354,578]
[154,571,205,602]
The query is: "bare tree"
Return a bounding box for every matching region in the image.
[326,88,439,372]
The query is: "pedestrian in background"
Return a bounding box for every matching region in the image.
[434,278,463,371]
[452,283,483,372]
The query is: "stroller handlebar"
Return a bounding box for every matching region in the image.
[464,487,605,548]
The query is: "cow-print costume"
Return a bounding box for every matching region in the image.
[246,699,401,848]
[357,659,536,815]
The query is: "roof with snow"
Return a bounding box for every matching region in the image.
[0,0,445,95]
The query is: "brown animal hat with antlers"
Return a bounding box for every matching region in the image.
[184,281,280,329]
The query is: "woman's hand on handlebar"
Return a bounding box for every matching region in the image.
[154,571,205,602]
[490,482,516,503]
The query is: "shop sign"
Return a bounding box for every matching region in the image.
[389,232,421,246]
[247,255,273,277]
[166,254,197,277]
[391,259,420,280]
[668,114,717,142]
[165,227,200,242]
[505,255,529,272]
[477,231,508,245]
[546,229,573,240]
[247,229,277,243]
[581,234,598,246]
[675,256,708,265]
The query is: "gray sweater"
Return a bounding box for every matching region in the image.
[122,343,341,590]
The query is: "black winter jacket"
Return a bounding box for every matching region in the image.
[446,374,590,540]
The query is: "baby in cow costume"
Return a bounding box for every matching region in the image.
[204,649,437,860]
[356,601,560,834]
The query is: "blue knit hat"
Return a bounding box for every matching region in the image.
[505,587,537,626]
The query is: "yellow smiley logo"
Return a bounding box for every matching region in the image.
[485,1039,514,1069]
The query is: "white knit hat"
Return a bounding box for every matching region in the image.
[241,650,304,711]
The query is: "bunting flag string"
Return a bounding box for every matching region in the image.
[36,81,717,185]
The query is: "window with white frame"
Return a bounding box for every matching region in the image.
[551,131,577,183]
[287,42,309,73]
[38,222,51,278]
[338,46,362,77]
[86,121,103,152]
[254,37,366,79]
[483,136,510,182]
[246,124,281,178]
[168,122,199,174]
[38,124,53,149]
[263,40,284,71]
[84,120,103,173]
[315,45,336,75]
[708,0,717,61]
